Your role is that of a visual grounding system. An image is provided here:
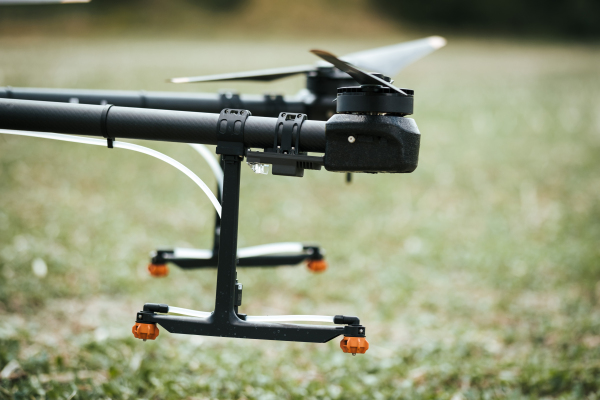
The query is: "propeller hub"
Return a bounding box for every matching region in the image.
[369,73,392,83]
[306,67,358,96]
[336,85,414,116]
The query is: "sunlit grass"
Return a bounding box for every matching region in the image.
[1,35,600,399]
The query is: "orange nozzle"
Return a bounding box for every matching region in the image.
[340,336,369,355]
[148,263,169,277]
[307,259,327,273]
[132,322,159,340]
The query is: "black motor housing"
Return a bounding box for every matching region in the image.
[336,85,414,116]
[324,83,420,173]
[324,113,420,173]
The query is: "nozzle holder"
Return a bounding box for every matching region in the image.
[336,85,414,116]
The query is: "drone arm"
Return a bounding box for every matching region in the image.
[0,87,306,117]
[0,98,420,174]
[0,98,326,152]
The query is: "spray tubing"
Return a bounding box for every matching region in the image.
[188,143,223,196]
[162,305,334,323]
[1,129,222,217]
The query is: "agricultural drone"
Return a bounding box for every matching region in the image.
[0,36,445,355]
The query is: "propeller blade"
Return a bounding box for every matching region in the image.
[170,64,315,84]
[310,49,407,96]
[0,0,89,3]
[340,36,446,77]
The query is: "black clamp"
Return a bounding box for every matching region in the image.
[245,112,322,177]
[343,324,366,338]
[333,315,366,338]
[215,108,251,156]
[220,91,243,110]
[100,104,114,148]
[264,94,286,117]
[274,112,306,155]
[139,90,148,109]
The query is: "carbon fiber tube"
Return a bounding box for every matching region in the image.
[244,116,326,151]
[0,98,326,152]
[0,87,306,116]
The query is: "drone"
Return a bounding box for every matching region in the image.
[0,34,445,355]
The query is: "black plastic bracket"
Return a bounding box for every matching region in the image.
[220,91,243,110]
[215,108,251,156]
[264,94,286,117]
[343,324,366,338]
[139,90,147,109]
[246,150,323,177]
[245,112,322,177]
[100,104,114,148]
[274,112,306,155]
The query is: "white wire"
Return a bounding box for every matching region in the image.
[188,143,223,196]
[246,315,335,323]
[173,242,304,260]
[237,242,305,258]
[168,306,212,318]
[165,305,335,323]
[173,248,213,259]
[0,129,222,217]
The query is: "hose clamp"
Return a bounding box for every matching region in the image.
[100,104,114,148]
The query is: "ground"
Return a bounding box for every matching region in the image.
[0,35,600,399]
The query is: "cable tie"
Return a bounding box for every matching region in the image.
[100,103,114,148]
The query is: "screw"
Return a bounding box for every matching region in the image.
[348,136,356,143]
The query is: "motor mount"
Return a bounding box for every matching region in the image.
[324,79,420,174]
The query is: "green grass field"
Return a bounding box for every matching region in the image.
[1,35,600,399]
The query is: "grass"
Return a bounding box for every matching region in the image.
[0,33,600,399]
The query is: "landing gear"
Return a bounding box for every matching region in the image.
[133,125,368,352]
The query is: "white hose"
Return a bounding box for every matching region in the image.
[172,248,213,259]
[246,315,334,323]
[164,305,334,323]
[0,129,222,217]
[173,242,305,260]
[237,242,304,258]
[168,306,212,318]
[188,143,223,196]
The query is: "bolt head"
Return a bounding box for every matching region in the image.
[348,136,356,143]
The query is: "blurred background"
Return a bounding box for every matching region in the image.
[0,1,599,399]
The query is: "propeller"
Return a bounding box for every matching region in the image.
[170,65,315,84]
[169,36,446,84]
[309,49,407,95]
[0,0,89,4]
[340,36,446,78]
